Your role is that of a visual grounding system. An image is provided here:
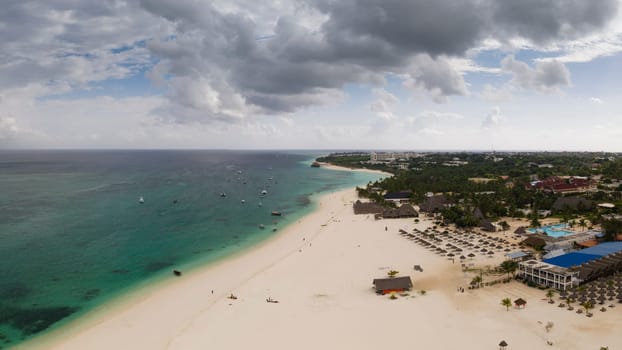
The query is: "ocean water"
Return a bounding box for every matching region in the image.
[0,150,383,348]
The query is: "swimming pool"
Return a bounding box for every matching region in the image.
[527,223,575,238]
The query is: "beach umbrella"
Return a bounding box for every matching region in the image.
[504,248,511,252]
[488,251,495,255]
[459,255,466,260]
[468,253,476,258]
[481,248,488,252]
[499,340,508,349]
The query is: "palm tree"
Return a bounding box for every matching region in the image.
[500,260,518,279]
[546,289,556,303]
[387,270,399,278]
[579,218,587,231]
[471,275,483,288]
[581,300,594,315]
[501,297,512,311]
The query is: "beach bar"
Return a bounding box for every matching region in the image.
[373,276,413,294]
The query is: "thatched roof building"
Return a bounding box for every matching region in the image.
[419,195,451,213]
[521,236,547,250]
[480,220,496,232]
[372,276,413,294]
[353,200,384,215]
[552,196,593,212]
[397,204,418,218]
[514,298,527,308]
[514,226,526,234]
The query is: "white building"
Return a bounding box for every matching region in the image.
[517,260,579,290]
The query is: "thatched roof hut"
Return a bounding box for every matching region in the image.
[397,204,419,218]
[353,200,384,215]
[480,220,496,232]
[372,276,413,294]
[514,297,527,308]
[419,195,451,213]
[521,236,546,250]
[514,226,526,234]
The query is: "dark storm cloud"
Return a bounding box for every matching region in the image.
[0,0,618,123]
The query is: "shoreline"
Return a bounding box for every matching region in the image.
[317,162,394,177]
[20,188,362,349]
[17,165,386,350]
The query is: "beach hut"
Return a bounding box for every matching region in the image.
[480,220,496,232]
[514,298,527,308]
[372,276,413,295]
[514,226,526,235]
[397,204,419,218]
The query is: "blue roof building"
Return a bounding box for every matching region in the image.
[544,242,622,268]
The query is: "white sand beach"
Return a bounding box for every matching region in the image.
[21,188,621,350]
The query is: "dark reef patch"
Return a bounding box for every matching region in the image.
[0,305,79,335]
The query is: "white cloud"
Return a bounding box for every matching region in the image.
[407,110,464,132]
[590,97,604,104]
[501,56,571,92]
[480,84,513,102]
[369,89,399,120]
[482,106,503,129]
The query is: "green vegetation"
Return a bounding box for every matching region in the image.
[320,151,622,239]
[501,297,512,311]
[499,260,518,278]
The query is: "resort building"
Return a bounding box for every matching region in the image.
[517,260,579,290]
[520,242,622,290]
[353,200,384,215]
[372,276,413,294]
[383,191,412,203]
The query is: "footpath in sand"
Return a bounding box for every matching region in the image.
[24,188,621,350]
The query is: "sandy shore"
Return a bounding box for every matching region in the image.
[318,162,393,177]
[21,189,620,350]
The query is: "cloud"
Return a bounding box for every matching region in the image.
[480,84,513,102]
[0,0,619,130]
[408,110,464,132]
[369,89,399,120]
[501,56,571,92]
[0,114,19,141]
[482,106,503,129]
[590,97,604,104]
[404,55,468,103]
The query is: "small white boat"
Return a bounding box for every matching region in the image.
[258,202,263,207]
[261,189,268,195]
[220,192,227,198]
[139,196,144,204]
[241,199,246,204]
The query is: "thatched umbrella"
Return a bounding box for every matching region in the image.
[447,253,455,257]
[468,253,476,258]
[499,340,508,349]
[488,251,495,255]
[460,255,466,260]
[504,248,511,252]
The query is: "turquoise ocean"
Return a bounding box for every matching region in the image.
[0,150,383,348]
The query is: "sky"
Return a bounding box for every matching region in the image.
[1,0,622,151]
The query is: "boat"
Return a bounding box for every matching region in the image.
[173,270,182,276]
[241,200,246,204]
[271,211,282,216]
[139,196,144,204]
[220,192,227,198]
[258,202,263,207]
[260,189,268,195]
[259,224,265,229]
